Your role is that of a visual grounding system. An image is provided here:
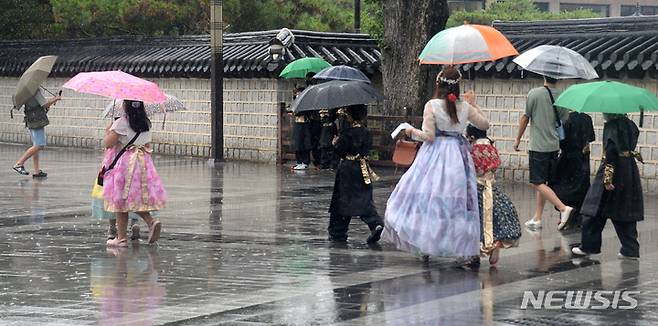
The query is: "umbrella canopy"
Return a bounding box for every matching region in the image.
[279,57,331,79]
[291,80,383,113]
[513,45,598,80]
[12,55,57,109]
[102,94,186,118]
[63,71,166,103]
[419,24,518,65]
[313,65,371,83]
[554,81,658,114]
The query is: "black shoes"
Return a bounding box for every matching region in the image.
[367,225,384,244]
[12,165,29,175]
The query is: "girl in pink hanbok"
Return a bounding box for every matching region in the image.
[103,100,166,247]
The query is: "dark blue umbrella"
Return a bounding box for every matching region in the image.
[313,65,371,83]
[291,80,383,113]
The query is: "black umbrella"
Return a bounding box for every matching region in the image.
[291,80,383,113]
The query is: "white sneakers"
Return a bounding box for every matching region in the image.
[293,163,308,170]
[524,218,542,229]
[524,206,574,231]
[571,247,589,256]
[557,206,575,231]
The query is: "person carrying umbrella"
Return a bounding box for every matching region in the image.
[553,80,655,260]
[513,45,599,231]
[12,89,61,178]
[12,56,62,178]
[572,113,643,259]
[513,75,575,231]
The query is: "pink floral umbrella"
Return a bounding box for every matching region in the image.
[62,71,167,103]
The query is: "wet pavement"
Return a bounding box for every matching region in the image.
[1,142,657,326]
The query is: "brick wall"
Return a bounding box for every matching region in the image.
[463,77,658,193]
[0,77,282,162]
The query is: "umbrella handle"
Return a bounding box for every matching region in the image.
[40,86,57,97]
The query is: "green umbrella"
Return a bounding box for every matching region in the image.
[555,81,658,114]
[279,57,331,79]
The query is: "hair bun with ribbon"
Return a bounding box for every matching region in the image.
[447,93,458,103]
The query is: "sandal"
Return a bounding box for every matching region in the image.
[106,238,128,247]
[148,220,161,244]
[32,170,47,178]
[12,165,29,175]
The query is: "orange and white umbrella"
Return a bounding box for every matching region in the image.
[418,24,518,65]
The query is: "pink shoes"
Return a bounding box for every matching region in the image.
[148,220,161,244]
[106,238,128,247]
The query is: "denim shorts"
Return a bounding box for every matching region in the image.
[29,127,47,147]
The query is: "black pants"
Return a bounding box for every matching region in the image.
[296,150,310,165]
[328,212,384,241]
[581,215,639,258]
[319,147,338,169]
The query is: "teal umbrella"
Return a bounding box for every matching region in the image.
[555,81,658,126]
[279,57,331,79]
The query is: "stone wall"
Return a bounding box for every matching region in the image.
[0,77,282,162]
[463,77,658,193]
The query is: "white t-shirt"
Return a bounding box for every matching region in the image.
[110,117,152,146]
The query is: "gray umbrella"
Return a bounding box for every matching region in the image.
[513,45,598,80]
[12,55,58,109]
[313,65,371,83]
[291,80,383,113]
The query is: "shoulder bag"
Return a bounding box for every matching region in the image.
[545,86,565,141]
[96,132,141,186]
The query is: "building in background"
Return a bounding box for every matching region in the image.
[449,0,658,17]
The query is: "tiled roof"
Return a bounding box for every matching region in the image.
[3,16,658,79]
[0,29,381,78]
[463,16,658,78]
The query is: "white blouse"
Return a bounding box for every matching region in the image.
[411,99,489,142]
[110,117,152,146]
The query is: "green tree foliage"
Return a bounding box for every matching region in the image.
[0,0,54,40]
[50,0,209,38]
[224,0,354,33]
[447,0,600,27]
[363,0,384,39]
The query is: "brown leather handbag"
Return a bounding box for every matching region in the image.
[392,139,421,168]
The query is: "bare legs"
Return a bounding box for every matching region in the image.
[532,183,567,221]
[15,145,41,173]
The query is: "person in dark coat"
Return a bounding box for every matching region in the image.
[572,113,644,259]
[291,86,313,170]
[328,104,384,243]
[318,108,339,169]
[309,110,323,167]
[549,112,595,229]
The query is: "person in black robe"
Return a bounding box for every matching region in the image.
[549,112,595,229]
[328,105,384,243]
[291,86,313,170]
[319,109,339,169]
[572,114,644,259]
[309,110,322,167]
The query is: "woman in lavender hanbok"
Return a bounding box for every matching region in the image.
[383,66,489,266]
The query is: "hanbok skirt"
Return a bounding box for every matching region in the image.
[103,146,167,213]
[383,136,480,257]
[92,147,141,220]
[477,182,521,254]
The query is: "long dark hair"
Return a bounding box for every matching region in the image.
[123,100,151,132]
[433,66,462,124]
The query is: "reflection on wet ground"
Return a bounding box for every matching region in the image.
[1,143,657,325]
